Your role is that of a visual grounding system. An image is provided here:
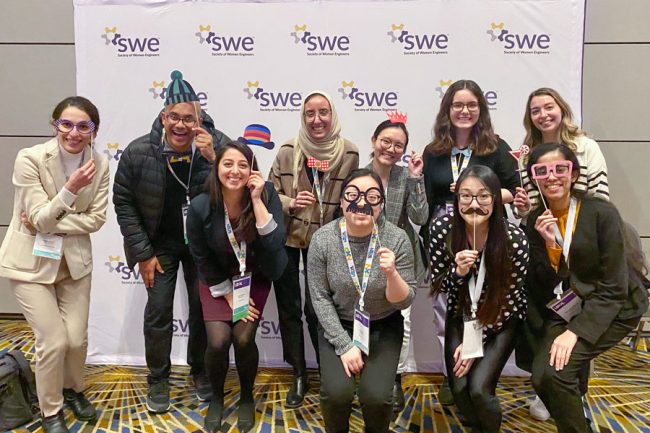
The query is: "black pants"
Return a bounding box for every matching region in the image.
[319,312,403,433]
[143,246,207,384]
[532,317,638,433]
[446,317,519,433]
[273,246,319,373]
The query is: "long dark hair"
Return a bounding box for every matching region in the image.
[525,142,581,198]
[207,140,265,243]
[424,80,498,157]
[435,165,513,325]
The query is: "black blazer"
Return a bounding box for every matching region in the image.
[525,196,648,345]
[187,182,288,286]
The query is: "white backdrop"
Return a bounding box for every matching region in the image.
[75,0,585,371]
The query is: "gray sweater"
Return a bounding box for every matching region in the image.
[307,216,416,355]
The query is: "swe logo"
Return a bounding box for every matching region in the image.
[105,255,142,283]
[290,24,351,56]
[100,26,161,57]
[103,143,123,162]
[435,79,498,110]
[195,24,255,57]
[243,81,302,112]
[172,318,190,338]
[258,317,282,340]
[338,80,398,112]
[387,23,449,55]
[487,22,551,54]
[148,80,209,110]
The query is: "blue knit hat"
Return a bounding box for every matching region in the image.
[165,70,199,106]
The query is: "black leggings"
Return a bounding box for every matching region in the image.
[204,320,260,403]
[445,317,519,433]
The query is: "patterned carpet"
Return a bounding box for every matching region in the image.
[1,319,649,433]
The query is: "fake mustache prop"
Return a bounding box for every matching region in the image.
[461,207,489,216]
[346,202,374,216]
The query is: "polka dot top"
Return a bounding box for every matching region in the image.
[428,214,528,337]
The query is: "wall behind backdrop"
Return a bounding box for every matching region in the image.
[1,0,649,372]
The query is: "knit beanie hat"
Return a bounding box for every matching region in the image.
[165,70,199,106]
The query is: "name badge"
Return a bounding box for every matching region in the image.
[182,202,189,245]
[353,308,370,356]
[32,233,63,260]
[547,289,582,322]
[232,272,252,322]
[461,320,484,360]
[445,201,455,216]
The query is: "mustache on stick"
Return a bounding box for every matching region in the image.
[461,207,489,216]
[346,202,374,216]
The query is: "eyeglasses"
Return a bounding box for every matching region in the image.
[458,192,494,206]
[304,109,331,120]
[378,137,406,153]
[164,112,199,127]
[531,160,573,180]
[451,101,480,112]
[53,119,96,135]
[342,185,384,206]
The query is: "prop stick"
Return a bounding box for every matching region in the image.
[509,145,530,189]
[534,179,549,211]
[473,213,476,251]
[374,217,383,250]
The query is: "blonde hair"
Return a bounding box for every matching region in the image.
[523,88,584,160]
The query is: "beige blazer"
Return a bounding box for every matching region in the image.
[0,138,109,283]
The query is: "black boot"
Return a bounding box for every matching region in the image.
[42,410,69,433]
[238,393,256,433]
[438,376,454,406]
[392,374,405,413]
[204,399,224,433]
[285,374,309,408]
[63,388,97,422]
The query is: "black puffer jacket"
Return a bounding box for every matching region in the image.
[113,111,230,269]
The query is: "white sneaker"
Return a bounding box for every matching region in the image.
[529,395,551,421]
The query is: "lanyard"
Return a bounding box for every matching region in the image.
[165,151,195,202]
[450,151,472,182]
[467,250,487,319]
[339,218,379,312]
[312,167,326,225]
[552,197,578,298]
[224,205,247,276]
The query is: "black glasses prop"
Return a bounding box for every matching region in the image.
[342,185,384,216]
[53,119,96,135]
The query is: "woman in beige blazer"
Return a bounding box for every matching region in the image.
[0,97,109,433]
